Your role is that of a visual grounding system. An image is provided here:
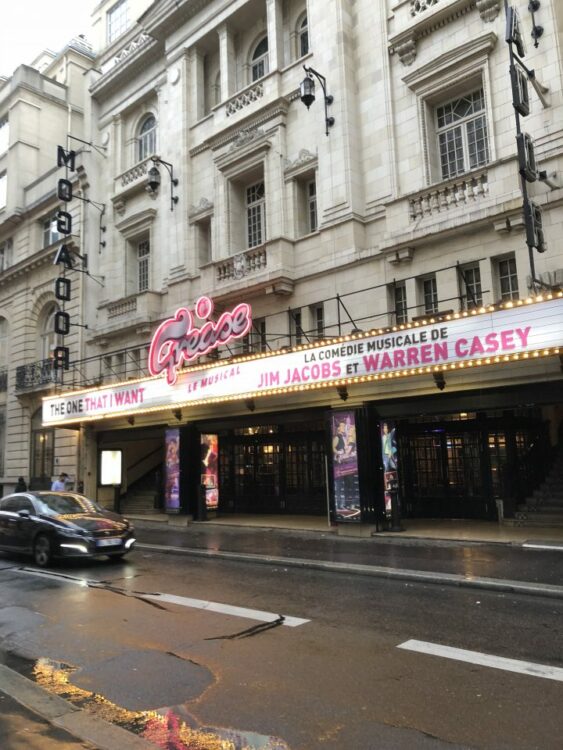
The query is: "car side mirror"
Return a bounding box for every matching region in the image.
[18,509,31,519]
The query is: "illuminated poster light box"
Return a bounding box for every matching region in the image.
[100,450,122,486]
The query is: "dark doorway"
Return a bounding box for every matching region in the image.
[219,420,326,514]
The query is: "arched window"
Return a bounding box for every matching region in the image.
[298,15,309,57]
[137,114,157,162]
[40,304,61,361]
[251,37,269,82]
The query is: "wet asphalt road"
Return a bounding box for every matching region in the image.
[133,522,563,586]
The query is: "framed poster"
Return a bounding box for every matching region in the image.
[331,411,361,521]
[201,433,219,510]
[380,421,399,517]
[164,428,180,512]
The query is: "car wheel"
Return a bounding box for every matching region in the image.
[33,535,52,567]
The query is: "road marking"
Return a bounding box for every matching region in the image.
[14,568,309,627]
[398,639,563,682]
[522,543,563,551]
[143,592,309,627]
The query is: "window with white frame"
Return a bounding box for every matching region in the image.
[421,276,438,315]
[0,119,8,154]
[246,181,265,248]
[0,317,8,368]
[251,37,269,82]
[42,216,62,248]
[137,239,150,292]
[310,303,324,340]
[0,172,6,209]
[252,318,267,352]
[307,179,317,233]
[40,304,61,360]
[497,256,519,301]
[107,0,129,44]
[393,283,408,325]
[460,263,483,309]
[435,89,489,180]
[137,115,157,162]
[0,238,12,273]
[297,14,309,58]
[290,309,303,345]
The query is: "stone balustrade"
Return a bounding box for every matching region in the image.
[225,82,264,117]
[216,247,268,282]
[408,170,489,221]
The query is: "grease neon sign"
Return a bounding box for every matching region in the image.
[148,296,252,384]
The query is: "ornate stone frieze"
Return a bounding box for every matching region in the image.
[229,127,265,151]
[475,0,501,22]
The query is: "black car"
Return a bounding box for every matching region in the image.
[0,491,136,567]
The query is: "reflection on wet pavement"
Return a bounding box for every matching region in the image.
[33,658,290,750]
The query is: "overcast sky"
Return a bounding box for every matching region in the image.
[0,1,93,77]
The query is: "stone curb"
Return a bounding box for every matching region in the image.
[0,664,158,750]
[137,543,563,600]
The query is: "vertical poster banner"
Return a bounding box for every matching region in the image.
[331,411,361,521]
[380,421,399,517]
[201,434,219,511]
[164,428,180,513]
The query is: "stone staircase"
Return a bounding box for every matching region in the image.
[120,488,160,515]
[515,445,563,527]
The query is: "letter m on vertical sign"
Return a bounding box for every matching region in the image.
[57,146,76,171]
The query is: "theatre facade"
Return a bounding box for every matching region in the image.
[42,293,563,528]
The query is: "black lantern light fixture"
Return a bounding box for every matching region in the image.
[147,157,179,211]
[300,65,334,136]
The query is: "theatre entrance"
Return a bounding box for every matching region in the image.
[217,419,327,515]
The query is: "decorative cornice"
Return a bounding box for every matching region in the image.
[188,198,214,222]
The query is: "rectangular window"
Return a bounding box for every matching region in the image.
[0,239,12,273]
[107,0,129,44]
[394,284,408,325]
[42,216,61,248]
[246,182,265,248]
[311,303,324,340]
[422,276,438,315]
[0,172,6,208]
[436,89,489,180]
[498,257,519,301]
[290,309,303,345]
[137,239,150,292]
[0,119,8,154]
[460,264,483,309]
[307,180,317,233]
[252,318,267,352]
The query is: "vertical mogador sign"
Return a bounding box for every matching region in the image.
[149,296,252,385]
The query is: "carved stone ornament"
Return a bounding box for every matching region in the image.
[475,0,501,22]
[188,197,213,218]
[394,35,417,66]
[229,127,264,151]
[113,198,126,216]
[284,149,316,172]
[232,253,247,280]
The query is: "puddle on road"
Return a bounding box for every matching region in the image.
[6,653,290,750]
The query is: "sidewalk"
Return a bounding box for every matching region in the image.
[131,514,563,598]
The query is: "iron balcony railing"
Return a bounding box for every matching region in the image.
[15,359,60,392]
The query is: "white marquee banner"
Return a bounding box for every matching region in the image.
[43,297,563,426]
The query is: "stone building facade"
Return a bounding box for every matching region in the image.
[4,0,563,526]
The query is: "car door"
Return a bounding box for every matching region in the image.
[0,497,23,551]
[0,496,36,552]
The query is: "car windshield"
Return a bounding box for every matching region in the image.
[35,493,103,516]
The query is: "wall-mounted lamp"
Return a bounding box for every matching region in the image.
[245,398,256,412]
[433,372,446,391]
[300,65,335,136]
[147,157,179,211]
[337,385,348,401]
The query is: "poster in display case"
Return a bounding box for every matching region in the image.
[331,411,361,521]
[201,433,219,511]
[164,428,180,512]
[380,420,399,518]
